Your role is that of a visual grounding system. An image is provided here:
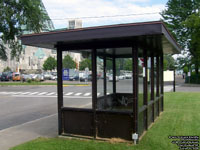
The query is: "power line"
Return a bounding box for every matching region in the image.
[51,12,161,20]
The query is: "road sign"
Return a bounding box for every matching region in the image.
[63,69,69,80]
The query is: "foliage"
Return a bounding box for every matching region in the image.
[183,66,189,73]
[3,66,12,72]
[0,0,52,61]
[183,13,200,74]
[63,55,76,69]
[163,55,175,70]
[124,59,132,71]
[43,56,56,71]
[185,74,200,84]
[79,58,91,71]
[161,0,200,74]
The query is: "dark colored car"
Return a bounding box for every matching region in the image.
[69,75,79,81]
[80,74,92,82]
[0,72,2,81]
[1,72,11,81]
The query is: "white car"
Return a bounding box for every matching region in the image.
[118,75,125,80]
[125,73,132,79]
[108,76,119,82]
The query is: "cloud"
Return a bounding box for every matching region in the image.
[42,0,165,29]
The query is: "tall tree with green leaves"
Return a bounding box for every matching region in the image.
[79,58,91,71]
[63,55,76,69]
[0,0,53,61]
[43,56,56,71]
[161,0,200,74]
[183,13,200,74]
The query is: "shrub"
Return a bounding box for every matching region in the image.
[185,73,200,84]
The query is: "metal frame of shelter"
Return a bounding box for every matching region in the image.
[21,21,180,142]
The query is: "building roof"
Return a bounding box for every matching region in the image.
[20,21,181,54]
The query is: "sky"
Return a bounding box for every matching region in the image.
[42,0,168,29]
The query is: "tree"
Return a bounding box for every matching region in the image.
[43,56,56,71]
[161,0,200,74]
[164,55,175,70]
[3,66,12,72]
[63,55,76,69]
[0,0,52,61]
[79,58,91,71]
[124,59,132,71]
[183,13,200,74]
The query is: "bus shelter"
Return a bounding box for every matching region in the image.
[21,21,180,142]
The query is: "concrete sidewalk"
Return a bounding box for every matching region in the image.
[0,114,58,150]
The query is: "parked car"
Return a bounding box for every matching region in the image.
[43,72,53,80]
[0,72,2,81]
[80,74,92,82]
[69,75,79,81]
[80,74,88,82]
[51,75,57,80]
[108,75,119,82]
[22,74,32,82]
[125,73,132,79]
[32,74,44,81]
[12,72,21,81]
[118,74,125,80]
[1,72,11,81]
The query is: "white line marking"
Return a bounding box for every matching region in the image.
[75,93,82,96]
[12,95,91,98]
[20,92,31,95]
[28,92,39,95]
[37,92,48,95]
[46,92,55,96]
[84,93,91,96]
[65,92,73,96]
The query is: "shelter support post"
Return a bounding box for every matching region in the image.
[103,52,107,96]
[113,56,116,94]
[57,45,64,135]
[160,54,164,111]
[92,48,97,139]
[173,69,176,92]
[151,53,154,122]
[132,44,138,140]
[143,49,148,130]
[156,55,160,116]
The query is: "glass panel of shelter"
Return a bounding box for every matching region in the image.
[62,50,92,108]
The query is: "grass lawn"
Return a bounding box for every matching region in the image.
[10,92,200,150]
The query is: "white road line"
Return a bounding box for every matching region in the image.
[84,93,91,96]
[20,92,31,95]
[46,92,55,96]
[12,95,92,98]
[28,92,39,95]
[12,92,23,95]
[65,92,73,96]
[0,92,9,94]
[37,92,48,95]
[75,93,82,96]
